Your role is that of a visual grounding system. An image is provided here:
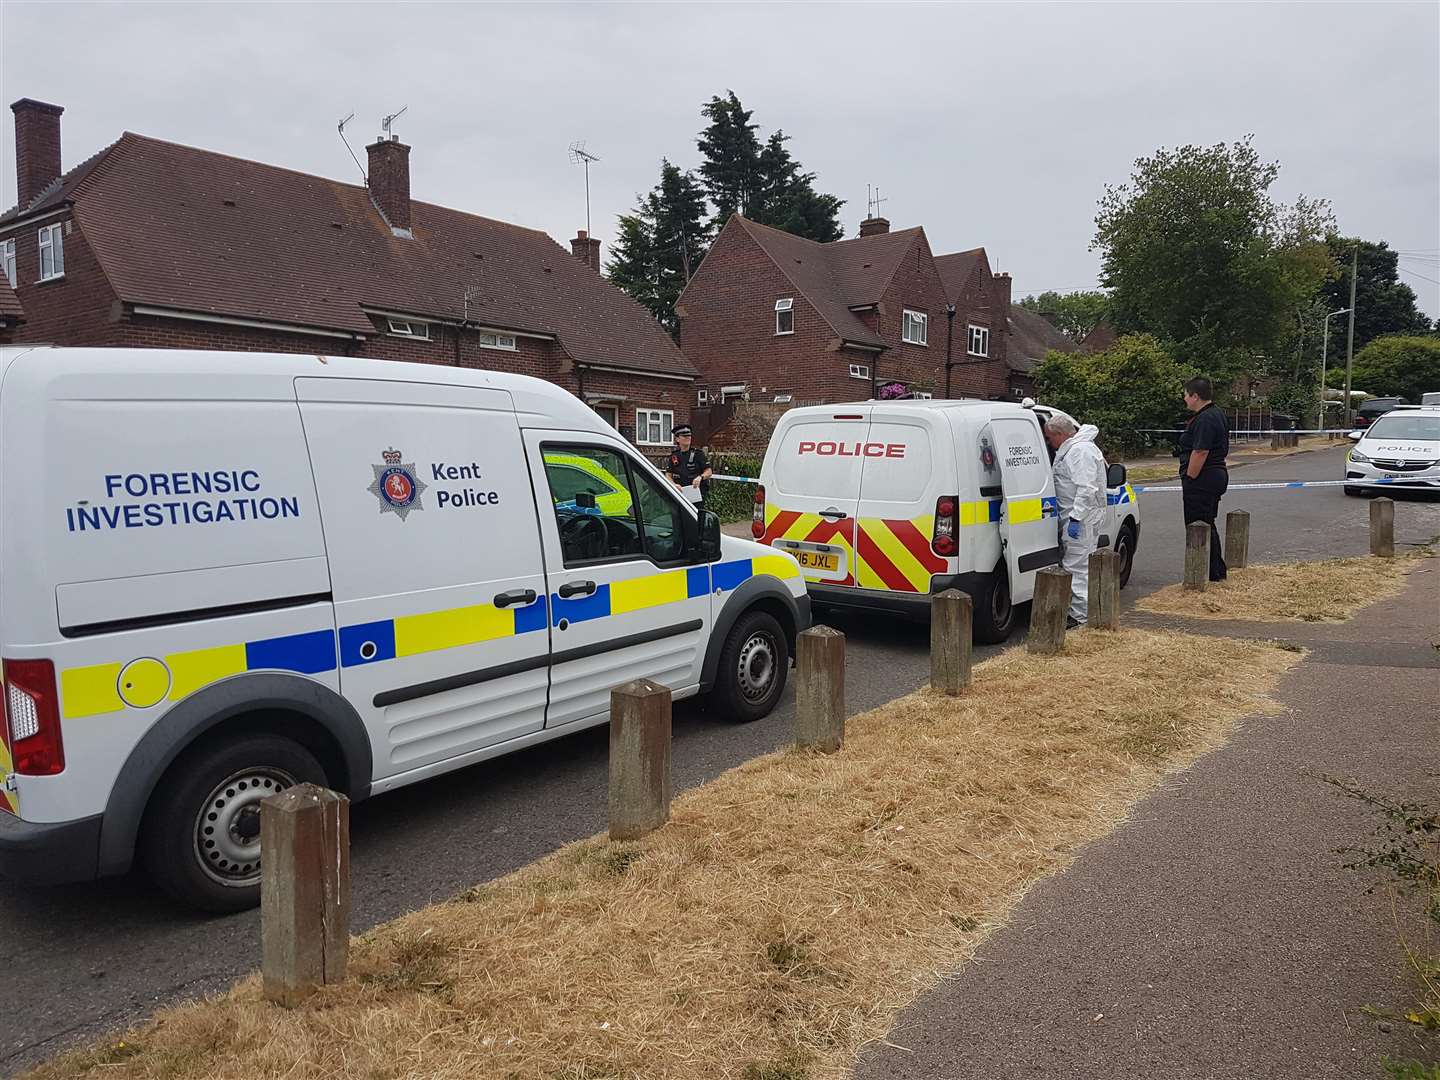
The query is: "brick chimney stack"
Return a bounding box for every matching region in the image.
[570,230,601,271]
[993,271,1012,313]
[11,98,64,210]
[858,216,890,237]
[367,136,412,232]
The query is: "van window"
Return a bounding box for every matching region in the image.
[773,421,868,500]
[542,447,685,566]
[858,423,932,505]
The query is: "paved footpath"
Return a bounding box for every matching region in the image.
[857,559,1440,1080]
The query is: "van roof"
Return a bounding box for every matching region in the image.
[780,398,1036,416]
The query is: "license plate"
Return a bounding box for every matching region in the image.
[795,550,839,572]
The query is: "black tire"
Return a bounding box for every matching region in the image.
[140,733,326,913]
[712,609,790,723]
[1115,523,1138,589]
[972,566,1015,644]
[1344,486,1364,497]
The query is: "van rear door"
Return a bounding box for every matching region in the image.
[990,414,1062,604]
[854,412,949,594]
[759,410,870,587]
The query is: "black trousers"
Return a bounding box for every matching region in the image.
[1181,472,1229,581]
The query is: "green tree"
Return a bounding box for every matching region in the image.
[697,91,762,223]
[1092,137,1335,385]
[1325,335,1440,403]
[1017,290,1112,340]
[604,160,710,334]
[1320,237,1434,351]
[1033,334,1196,456]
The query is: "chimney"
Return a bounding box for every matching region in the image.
[993,271,1013,313]
[11,98,63,210]
[858,216,890,237]
[367,136,412,232]
[570,229,601,271]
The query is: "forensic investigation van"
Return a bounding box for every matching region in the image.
[0,347,808,911]
[751,400,1139,641]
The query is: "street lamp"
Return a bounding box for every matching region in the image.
[1318,307,1351,431]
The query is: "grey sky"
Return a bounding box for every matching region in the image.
[3,1,1437,318]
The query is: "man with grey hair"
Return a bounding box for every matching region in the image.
[1042,413,1108,626]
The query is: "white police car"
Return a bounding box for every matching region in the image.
[1344,405,1440,495]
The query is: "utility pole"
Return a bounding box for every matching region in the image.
[1342,247,1358,428]
[1318,307,1350,430]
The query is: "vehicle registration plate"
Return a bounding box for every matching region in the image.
[794,549,839,572]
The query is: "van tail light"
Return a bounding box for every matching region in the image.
[932,496,959,557]
[751,484,767,539]
[3,659,65,776]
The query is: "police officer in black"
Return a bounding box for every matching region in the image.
[1177,376,1229,581]
[667,425,712,506]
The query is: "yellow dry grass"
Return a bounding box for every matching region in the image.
[1137,556,1411,623]
[30,630,1301,1080]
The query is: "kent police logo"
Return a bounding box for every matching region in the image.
[368,448,427,521]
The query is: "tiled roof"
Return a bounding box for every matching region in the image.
[4,133,694,377]
[1006,304,1077,373]
[0,281,23,321]
[933,248,985,303]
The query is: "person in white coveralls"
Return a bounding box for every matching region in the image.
[1042,415,1108,626]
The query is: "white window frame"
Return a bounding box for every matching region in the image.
[386,318,431,340]
[634,408,674,446]
[696,389,710,405]
[901,308,928,346]
[967,324,990,357]
[37,223,64,281]
[849,363,871,380]
[912,391,933,400]
[1,238,15,288]
[774,297,794,336]
[477,330,518,351]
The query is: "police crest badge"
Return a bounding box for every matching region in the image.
[369,448,427,520]
[979,435,997,471]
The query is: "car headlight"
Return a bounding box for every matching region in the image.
[1348,448,1371,463]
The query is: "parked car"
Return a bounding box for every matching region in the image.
[1420,392,1440,406]
[1353,397,1409,428]
[1344,406,1440,496]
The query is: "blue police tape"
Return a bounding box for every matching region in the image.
[1137,428,1352,436]
[712,473,761,484]
[1133,478,1425,493]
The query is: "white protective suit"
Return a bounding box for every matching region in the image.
[1052,424,1108,623]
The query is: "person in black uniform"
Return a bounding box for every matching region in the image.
[1177,376,1229,581]
[667,425,712,506]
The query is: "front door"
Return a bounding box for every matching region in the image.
[526,434,712,728]
[990,415,1061,604]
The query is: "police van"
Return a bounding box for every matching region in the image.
[0,347,808,911]
[751,400,1139,641]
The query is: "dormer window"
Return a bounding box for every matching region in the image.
[37,223,64,281]
[902,308,928,346]
[387,318,431,340]
[775,297,794,335]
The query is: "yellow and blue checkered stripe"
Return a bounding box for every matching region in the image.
[1107,484,1139,506]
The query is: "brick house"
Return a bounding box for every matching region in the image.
[674,214,1012,419]
[1005,304,1080,400]
[0,99,695,451]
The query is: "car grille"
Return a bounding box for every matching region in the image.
[1370,459,1436,472]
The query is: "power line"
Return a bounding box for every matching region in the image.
[1397,266,1440,285]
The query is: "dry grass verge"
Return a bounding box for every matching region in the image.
[1138,556,1411,623]
[31,630,1302,1080]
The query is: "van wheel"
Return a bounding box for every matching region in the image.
[1344,486,1364,497]
[1115,523,1137,589]
[713,610,789,723]
[140,734,326,914]
[972,567,1015,644]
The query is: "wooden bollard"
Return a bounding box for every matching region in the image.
[1184,522,1210,590]
[1088,549,1121,630]
[1028,566,1071,655]
[796,625,846,752]
[1270,433,1283,450]
[930,589,973,695]
[609,679,672,840]
[261,784,350,1008]
[1224,510,1250,570]
[1370,497,1395,559]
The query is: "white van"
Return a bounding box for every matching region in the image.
[0,347,808,911]
[751,400,1139,641]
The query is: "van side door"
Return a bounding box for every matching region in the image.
[296,378,551,782]
[524,433,711,729]
[990,415,1062,604]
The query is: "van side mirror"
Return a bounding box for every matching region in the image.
[1106,462,1127,487]
[697,509,722,563]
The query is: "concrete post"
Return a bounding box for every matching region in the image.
[796,625,846,752]
[1184,522,1210,590]
[1370,498,1395,559]
[608,679,672,841]
[930,589,973,695]
[261,784,350,1008]
[1224,510,1250,570]
[1028,566,1071,655]
[1088,549,1121,630]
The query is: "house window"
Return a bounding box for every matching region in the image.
[37,223,64,280]
[913,391,933,400]
[477,331,518,351]
[1,239,14,288]
[387,318,431,340]
[849,363,871,380]
[968,324,990,357]
[902,308,928,346]
[635,408,674,446]
[775,297,794,335]
[696,389,709,406]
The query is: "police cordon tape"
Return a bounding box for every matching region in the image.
[1137,428,1353,435]
[710,474,1425,493]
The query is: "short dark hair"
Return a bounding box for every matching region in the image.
[1184,376,1214,401]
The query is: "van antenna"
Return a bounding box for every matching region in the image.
[338,113,366,183]
[381,104,409,140]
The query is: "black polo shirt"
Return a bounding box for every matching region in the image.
[668,446,710,487]
[1179,403,1228,476]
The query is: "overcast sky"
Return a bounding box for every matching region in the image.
[3,1,1437,317]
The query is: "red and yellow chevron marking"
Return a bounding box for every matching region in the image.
[761,504,858,585]
[0,735,16,815]
[855,516,948,592]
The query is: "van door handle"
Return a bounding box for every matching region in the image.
[557,580,597,598]
[818,508,847,520]
[493,589,538,608]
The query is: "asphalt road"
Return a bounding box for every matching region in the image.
[2,445,1436,1075]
